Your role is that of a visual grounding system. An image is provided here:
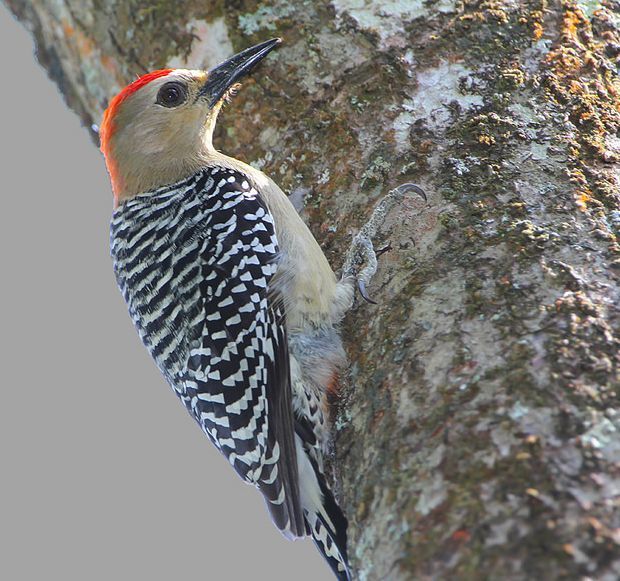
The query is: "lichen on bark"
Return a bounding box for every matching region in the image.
[6,0,619,578]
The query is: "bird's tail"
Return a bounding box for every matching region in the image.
[296,436,350,580]
[305,477,351,580]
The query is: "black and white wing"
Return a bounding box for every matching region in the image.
[181,168,305,537]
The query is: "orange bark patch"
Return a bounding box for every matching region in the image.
[62,20,74,38]
[542,4,620,212]
[451,529,471,543]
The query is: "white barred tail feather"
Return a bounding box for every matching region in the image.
[304,453,351,580]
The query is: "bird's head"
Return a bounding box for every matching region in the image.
[100,38,281,206]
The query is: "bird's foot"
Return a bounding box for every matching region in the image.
[345,234,379,304]
[341,183,427,305]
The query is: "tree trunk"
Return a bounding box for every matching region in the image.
[6,0,620,578]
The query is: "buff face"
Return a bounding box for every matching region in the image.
[100,38,282,204]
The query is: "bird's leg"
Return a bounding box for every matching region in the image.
[341,183,427,305]
[343,235,379,304]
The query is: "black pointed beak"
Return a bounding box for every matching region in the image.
[199,38,282,107]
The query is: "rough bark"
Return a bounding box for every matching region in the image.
[7,0,620,578]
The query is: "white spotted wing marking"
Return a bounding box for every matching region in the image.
[110,166,305,538]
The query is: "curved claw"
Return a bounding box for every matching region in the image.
[358,279,377,305]
[395,182,427,202]
[376,242,393,258]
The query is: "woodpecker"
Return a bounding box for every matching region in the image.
[102,39,358,579]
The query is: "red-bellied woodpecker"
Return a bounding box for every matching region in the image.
[101,38,357,579]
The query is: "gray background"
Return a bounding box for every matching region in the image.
[0,5,329,580]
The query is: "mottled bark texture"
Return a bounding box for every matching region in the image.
[7,0,620,578]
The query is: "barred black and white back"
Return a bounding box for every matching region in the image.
[110,165,350,579]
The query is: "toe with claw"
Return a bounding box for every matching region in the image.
[343,233,379,304]
[357,278,377,305]
[341,182,427,305]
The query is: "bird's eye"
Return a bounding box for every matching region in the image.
[156,82,188,108]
